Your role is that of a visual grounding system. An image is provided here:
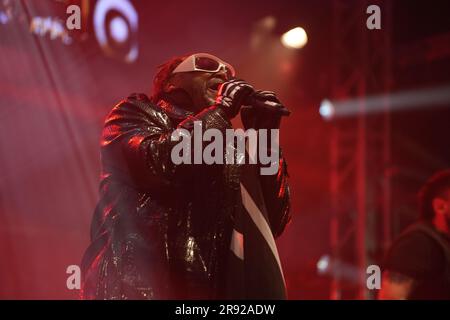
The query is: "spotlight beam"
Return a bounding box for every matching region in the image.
[320,84,450,120]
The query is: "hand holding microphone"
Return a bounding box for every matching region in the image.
[215,79,291,121]
[243,90,291,117]
[215,79,254,119]
[240,90,290,130]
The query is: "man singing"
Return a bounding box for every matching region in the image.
[81,53,291,299]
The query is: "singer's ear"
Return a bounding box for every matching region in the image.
[163,71,181,94]
[163,82,176,94]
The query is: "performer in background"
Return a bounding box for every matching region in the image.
[379,170,450,299]
[81,53,291,299]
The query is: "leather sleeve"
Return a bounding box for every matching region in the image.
[260,153,291,238]
[101,97,231,190]
[178,105,231,133]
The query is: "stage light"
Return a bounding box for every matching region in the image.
[319,99,335,120]
[0,11,9,24]
[110,16,129,43]
[281,27,308,49]
[94,0,139,63]
[317,255,330,274]
[319,84,450,119]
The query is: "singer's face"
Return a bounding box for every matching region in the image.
[166,69,230,112]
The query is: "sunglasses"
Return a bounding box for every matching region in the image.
[172,53,236,78]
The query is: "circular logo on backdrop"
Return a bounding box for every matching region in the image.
[93,0,138,63]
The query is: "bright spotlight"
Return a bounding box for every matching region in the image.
[319,99,335,120]
[281,27,308,49]
[319,84,450,119]
[110,16,129,43]
[317,255,331,274]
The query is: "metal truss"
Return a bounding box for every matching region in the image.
[329,0,392,300]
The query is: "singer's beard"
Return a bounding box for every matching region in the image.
[167,73,226,113]
[201,76,225,108]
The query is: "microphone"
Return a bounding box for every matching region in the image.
[242,96,291,116]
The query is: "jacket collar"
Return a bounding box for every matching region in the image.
[157,99,194,121]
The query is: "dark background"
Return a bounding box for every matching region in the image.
[0,0,449,299]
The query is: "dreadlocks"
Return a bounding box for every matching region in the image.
[150,55,188,103]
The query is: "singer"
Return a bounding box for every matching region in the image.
[81,53,291,299]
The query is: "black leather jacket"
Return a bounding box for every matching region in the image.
[81,93,290,299]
